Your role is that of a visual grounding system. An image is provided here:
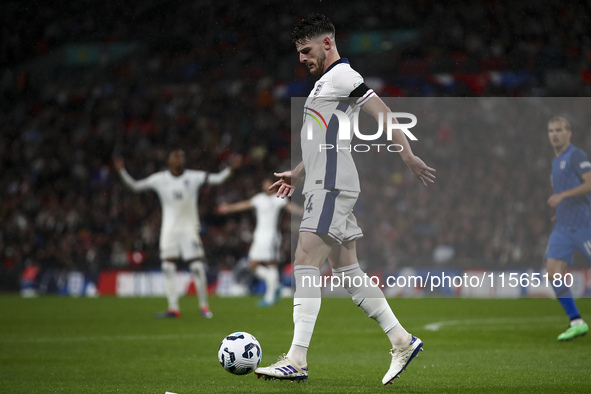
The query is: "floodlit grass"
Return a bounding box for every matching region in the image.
[1,296,590,393]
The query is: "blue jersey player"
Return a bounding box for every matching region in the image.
[546,116,591,341]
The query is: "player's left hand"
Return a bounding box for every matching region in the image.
[229,154,242,170]
[403,155,436,186]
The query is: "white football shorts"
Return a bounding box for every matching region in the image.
[159,231,205,261]
[249,233,282,262]
[299,190,363,244]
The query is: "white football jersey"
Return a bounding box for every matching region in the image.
[301,58,375,193]
[250,192,287,240]
[119,168,230,236]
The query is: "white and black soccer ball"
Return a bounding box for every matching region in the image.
[218,332,262,375]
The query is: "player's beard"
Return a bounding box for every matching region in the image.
[310,53,326,76]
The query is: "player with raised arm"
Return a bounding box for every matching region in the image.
[114,150,239,319]
[254,14,435,385]
[217,178,301,307]
[546,116,591,341]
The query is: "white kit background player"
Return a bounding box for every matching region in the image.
[114,150,238,318]
[217,178,302,307]
[254,14,436,385]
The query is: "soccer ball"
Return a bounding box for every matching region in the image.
[218,332,262,375]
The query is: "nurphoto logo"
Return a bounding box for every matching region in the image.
[304,108,418,153]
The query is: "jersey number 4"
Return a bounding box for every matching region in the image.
[306,195,314,213]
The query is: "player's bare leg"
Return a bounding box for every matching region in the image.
[547,258,588,340]
[155,259,181,318]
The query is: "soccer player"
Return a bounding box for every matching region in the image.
[254,14,436,385]
[546,116,591,341]
[217,178,301,307]
[114,150,238,319]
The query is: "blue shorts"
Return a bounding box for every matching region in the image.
[545,226,591,265]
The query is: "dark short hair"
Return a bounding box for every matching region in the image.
[548,116,571,131]
[292,13,335,45]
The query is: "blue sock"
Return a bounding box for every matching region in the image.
[553,284,581,321]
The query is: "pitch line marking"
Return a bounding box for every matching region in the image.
[424,316,561,331]
[1,333,205,344]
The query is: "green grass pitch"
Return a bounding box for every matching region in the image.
[1,296,590,393]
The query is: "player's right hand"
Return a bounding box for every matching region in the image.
[547,193,565,208]
[270,171,296,198]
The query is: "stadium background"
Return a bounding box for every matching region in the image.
[2,0,591,295]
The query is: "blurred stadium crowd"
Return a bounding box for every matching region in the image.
[2,0,591,291]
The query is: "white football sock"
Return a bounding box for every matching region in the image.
[161,261,179,311]
[332,263,409,348]
[287,265,321,366]
[255,265,280,302]
[387,323,411,349]
[190,261,208,308]
[264,266,280,304]
[254,265,269,281]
